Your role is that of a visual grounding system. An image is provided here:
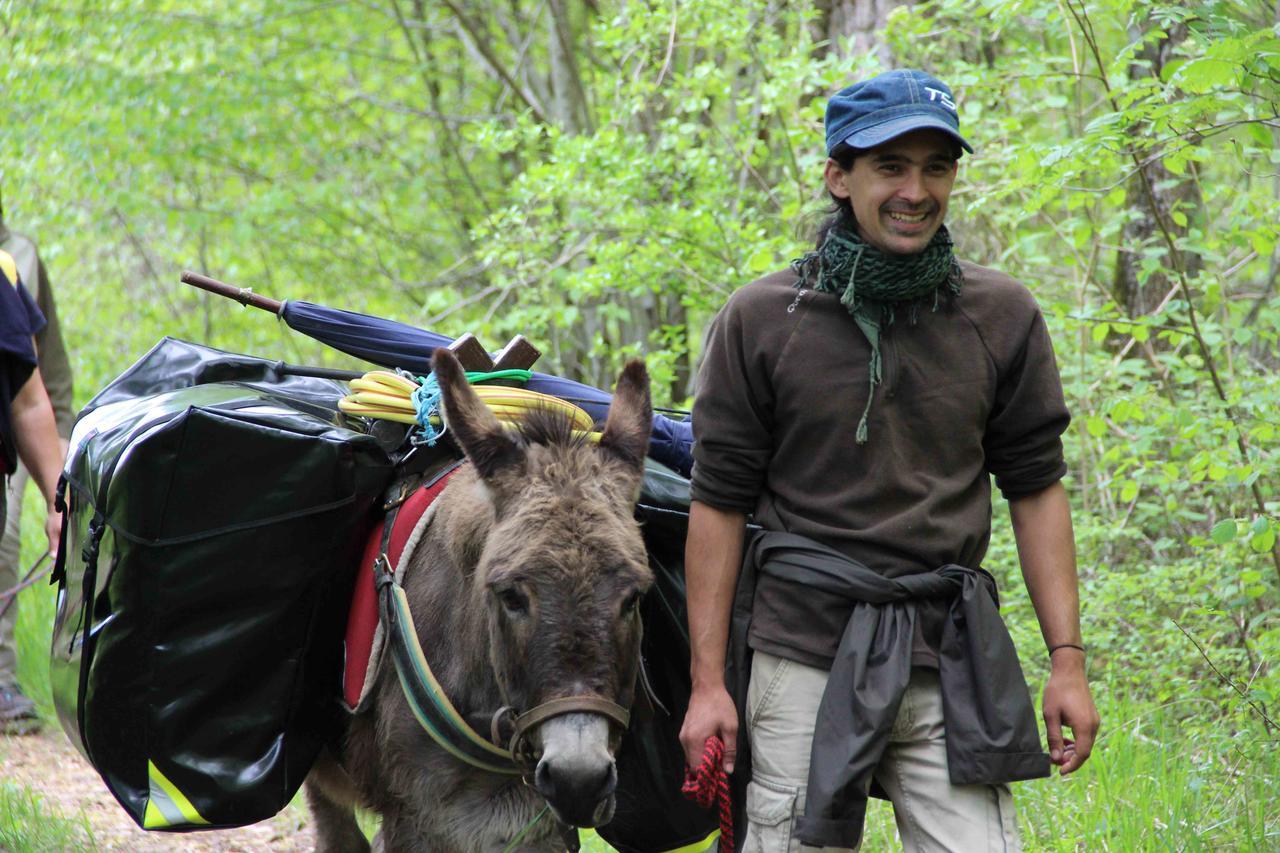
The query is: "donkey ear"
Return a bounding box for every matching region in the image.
[598,359,653,475]
[433,348,523,481]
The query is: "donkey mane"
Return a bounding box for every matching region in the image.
[509,406,595,453]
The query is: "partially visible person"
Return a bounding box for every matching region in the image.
[0,229,67,735]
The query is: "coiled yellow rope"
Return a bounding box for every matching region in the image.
[339,370,599,440]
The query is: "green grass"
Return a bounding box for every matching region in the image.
[1017,694,1278,851]
[0,781,96,852]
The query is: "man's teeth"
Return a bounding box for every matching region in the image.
[888,211,928,222]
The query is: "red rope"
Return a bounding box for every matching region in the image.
[681,736,734,853]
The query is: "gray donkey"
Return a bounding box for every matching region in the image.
[306,348,655,852]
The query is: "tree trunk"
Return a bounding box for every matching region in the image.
[546,0,593,133]
[809,0,912,64]
[1113,23,1202,318]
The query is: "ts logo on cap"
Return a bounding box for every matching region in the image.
[924,87,957,113]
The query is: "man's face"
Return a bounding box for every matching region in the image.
[824,129,959,256]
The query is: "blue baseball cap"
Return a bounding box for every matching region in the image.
[825,69,973,156]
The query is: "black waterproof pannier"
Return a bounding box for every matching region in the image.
[50,338,395,830]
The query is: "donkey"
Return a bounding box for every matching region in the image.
[306,348,655,852]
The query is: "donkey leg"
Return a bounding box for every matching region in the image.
[305,756,372,853]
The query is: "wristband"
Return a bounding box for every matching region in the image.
[1048,643,1086,656]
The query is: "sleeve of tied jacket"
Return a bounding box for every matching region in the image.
[983,305,1070,499]
[690,289,775,514]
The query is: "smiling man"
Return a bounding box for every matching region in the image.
[679,69,1100,851]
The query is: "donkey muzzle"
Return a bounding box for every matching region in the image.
[531,712,618,827]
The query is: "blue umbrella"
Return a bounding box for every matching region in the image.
[281,299,454,374]
[182,272,694,475]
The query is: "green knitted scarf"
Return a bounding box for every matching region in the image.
[790,218,964,444]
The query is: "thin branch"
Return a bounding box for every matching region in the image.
[655,1,679,88]
[1172,619,1277,732]
[437,0,552,125]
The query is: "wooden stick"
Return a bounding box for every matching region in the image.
[181,270,283,314]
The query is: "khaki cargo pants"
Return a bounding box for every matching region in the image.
[744,651,1022,853]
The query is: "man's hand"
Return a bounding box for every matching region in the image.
[680,683,739,774]
[681,501,748,774]
[1042,648,1099,774]
[44,503,63,561]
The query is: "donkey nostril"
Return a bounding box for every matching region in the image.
[533,758,556,800]
[599,762,618,800]
[536,759,616,824]
[577,761,615,806]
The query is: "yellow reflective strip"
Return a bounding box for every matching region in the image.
[392,585,514,760]
[0,249,17,287]
[142,799,169,829]
[662,830,720,853]
[147,760,209,826]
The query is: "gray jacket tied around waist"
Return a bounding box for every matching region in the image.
[734,531,1050,848]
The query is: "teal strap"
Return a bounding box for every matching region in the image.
[379,558,522,775]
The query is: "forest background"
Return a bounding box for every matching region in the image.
[3,0,1279,849]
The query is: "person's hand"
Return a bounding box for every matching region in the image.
[680,682,739,773]
[1042,648,1099,774]
[44,503,62,562]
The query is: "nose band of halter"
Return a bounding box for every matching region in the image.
[507,696,632,768]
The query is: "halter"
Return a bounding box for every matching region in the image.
[375,555,632,777]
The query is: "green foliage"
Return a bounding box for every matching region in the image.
[3,0,1279,847]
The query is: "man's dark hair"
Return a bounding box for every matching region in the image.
[813,143,862,247]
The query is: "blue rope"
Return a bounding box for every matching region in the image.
[410,373,444,446]
[408,368,533,446]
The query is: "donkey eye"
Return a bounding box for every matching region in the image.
[622,591,643,615]
[496,588,529,616]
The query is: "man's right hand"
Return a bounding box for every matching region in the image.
[680,682,739,774]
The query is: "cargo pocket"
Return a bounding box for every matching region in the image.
[745,779,798,853]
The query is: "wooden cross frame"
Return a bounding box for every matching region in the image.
[446,333,541,373]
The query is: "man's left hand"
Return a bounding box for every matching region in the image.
[1042,649,1099,775]
[44,504,62,562]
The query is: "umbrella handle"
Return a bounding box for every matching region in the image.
[181,270,283,314]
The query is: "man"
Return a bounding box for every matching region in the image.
[679,69,1099,851]
[0,202,72,735]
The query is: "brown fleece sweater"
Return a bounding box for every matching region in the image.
[690,262,1070,668]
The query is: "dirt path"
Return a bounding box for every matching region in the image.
[1,729,312,851]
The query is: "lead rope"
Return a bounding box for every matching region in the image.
[681,736,734,853]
